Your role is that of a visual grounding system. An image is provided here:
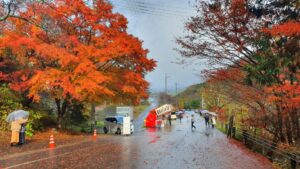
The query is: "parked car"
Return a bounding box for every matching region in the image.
[171,112,177,120]
[103,116,134,135]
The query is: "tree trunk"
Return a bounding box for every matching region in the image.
[227,115,234,137]
[276,104,286,142]
[290,109,300,146]
[55,99,62,129]
[90,103,96,132]
[285,116,293,144]
[22,95,34,107]
[296,122,300,146]
[55,99,68,129]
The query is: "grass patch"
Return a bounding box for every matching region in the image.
[216,123,227,134]
[133,105,149,118]
[96,121,104,128]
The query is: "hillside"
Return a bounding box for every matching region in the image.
[175,83,204,101]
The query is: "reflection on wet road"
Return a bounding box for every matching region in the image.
[1,112,273,169]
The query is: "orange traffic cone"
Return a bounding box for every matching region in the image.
[93,129,97,140]
[49,135,55,149]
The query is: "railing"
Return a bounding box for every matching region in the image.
[219,124,300,169]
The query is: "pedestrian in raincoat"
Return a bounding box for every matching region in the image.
[191,114,196,130]
[10,121,21,146]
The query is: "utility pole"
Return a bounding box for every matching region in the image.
[175,83,178,109]
[164,74,170,104]
[201,93,205,109]
[165,74,170,94]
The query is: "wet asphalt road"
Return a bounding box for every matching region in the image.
[1,102,273,169]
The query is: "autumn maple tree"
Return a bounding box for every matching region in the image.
[177,0,300,147]
[0,0,156,128]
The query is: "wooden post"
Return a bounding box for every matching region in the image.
[227,115,234,137]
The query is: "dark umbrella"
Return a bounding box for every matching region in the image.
[6,110,29,123]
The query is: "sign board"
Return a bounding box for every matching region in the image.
[122,116,131,135]
[155,104,174,116]
[116,106,133,118]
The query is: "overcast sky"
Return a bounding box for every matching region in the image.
[109,0,206,93]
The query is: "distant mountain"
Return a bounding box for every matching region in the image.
[174,83,204,101]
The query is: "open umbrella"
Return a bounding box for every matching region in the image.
[201,110,218,116]
[208,112,218,116]
[6,110,29,123]
[201,110,210,114]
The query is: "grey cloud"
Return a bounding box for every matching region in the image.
[110,0,206,92]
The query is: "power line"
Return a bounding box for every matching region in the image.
[110,2,190,17]
[116,6,179,18]
[115,0,194,11]
[110,0,196,16]
[112,3,188,18]
[109,0,196,18]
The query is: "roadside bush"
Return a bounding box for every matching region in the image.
[0,85,47,136]
[25,110,44,136]
[0,85,22,131]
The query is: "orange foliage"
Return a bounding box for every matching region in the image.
[265,78,300,112]
[0,0,156,105]
[262,21,300,36]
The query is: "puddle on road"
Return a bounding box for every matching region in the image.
[148,135,161,144]
[145,128,162,144]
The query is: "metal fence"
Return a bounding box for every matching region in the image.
[221,124,300,169]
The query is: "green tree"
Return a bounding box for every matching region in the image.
[190,100,200,109]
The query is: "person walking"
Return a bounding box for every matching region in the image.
[168,115,172,126]
[10,121,21,147]
[179,112,183,123]
[19,123,27,145]
[211,116,216,128]
[191,114,196,130]
[204,114,210,128]
[6,110,29,147]
[186,114,189,122]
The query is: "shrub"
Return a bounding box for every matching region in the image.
[25,110,44,136]
[0,85,22,131]
[0,85,45,136]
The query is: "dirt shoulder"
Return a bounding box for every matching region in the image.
[0,130,107,158]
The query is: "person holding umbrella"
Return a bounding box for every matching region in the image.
[6,110,29,147]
